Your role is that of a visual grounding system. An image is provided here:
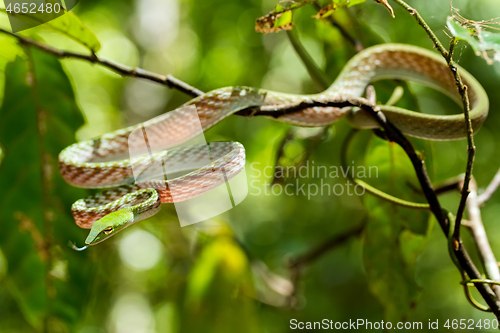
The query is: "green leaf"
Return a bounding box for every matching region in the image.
[256,1,305,34]
[0,7,101,52]
[480,31,500,52]
[185,233,258,332]
[44,11,101,52]
[333,0,367,7]
[1,0,64,32]
[364,138,429,234]
[275,4,284,13]
[447,17,500,63]
[273,10,292,29]
[0,34,24,108]
[186,234,251,308]
[362,138,432,322]
[0,47,92,331]
[0,34,23,62]
[446,17,482,53]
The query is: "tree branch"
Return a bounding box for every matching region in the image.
[313,2,364,52]
[466,179,500,298]
[288,223,365,269]
[478,168,500,205]
[240,95,500,319]
[3,7,497,316]
[392,0,476,260]
[0,28,203,98]
[286,29,330,90]
[287,222,365,308]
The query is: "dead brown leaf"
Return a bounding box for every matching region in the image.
[374,0,395,18]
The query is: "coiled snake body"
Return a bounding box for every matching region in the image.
[59,44,489,248]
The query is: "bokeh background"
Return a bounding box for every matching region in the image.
[1,0,500,332]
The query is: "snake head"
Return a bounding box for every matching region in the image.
[85,208,135,245]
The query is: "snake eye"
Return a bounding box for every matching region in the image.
[103,226,113,235]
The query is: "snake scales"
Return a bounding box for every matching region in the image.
[58,43,489,248]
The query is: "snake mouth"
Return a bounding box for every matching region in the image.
[69,241,89,251]
[85,229,114,245]
[85,235,97,245]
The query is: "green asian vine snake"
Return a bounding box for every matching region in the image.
[58,43,489,249]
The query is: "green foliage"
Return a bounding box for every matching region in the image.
[0,0,500,332]
[257,0,370,34]
[0,34,23,108]
[362,138,431,322]
[274,8,293,31]
[184,229,258,333]
[0,7,100,52]
[447,16,500,64]
[0,48,91,331]
[333,0,367,6]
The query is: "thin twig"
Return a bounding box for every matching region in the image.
[287,223,365,308]
[447,38,475,246]
[286,30,330,90]
[239,98,369,117]
[392,0,475,250]
[466,179,500,298]
[239,95,500,319]
[478,168,500,205]
[313,2,364,52]
[402,167,500,303]
[433,174,464,195]
[289,223,365,269]
[273,29,331,184]
[392,0,483,306]
[391,0,448,55]
[3,8,497,316]
[359,104,500,319]
[0,28,203,98]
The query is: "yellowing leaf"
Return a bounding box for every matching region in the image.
[186,236,251,309]
[256,9,294,34]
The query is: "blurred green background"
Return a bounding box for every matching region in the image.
[1,0,500,332]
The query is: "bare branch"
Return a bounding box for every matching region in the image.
[466,179,500,298]
[287,223,365,308]
[286,29,330,91]
[313,2,364,52]
[390,0,490,313]
[241,93,500,318]
[478,168,500,205]
[0,28,203,98]
[392,0,475,246]
[288,223,365,269]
